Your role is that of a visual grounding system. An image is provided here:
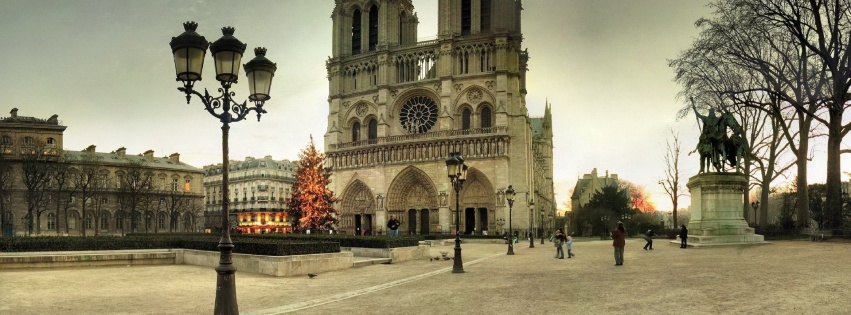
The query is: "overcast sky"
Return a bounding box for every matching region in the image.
[2,0,845,212]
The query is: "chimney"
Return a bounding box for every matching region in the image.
[10,108,17,118]
[85,145,96,155]
[169,153,180,163]
[143,150,154,161]
[116,147,126,157]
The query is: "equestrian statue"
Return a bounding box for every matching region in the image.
[691,101,748,173]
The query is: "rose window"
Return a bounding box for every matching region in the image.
[399,95,438,134]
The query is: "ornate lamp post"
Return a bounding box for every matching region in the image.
[445,152,468,273]
[540,208,545,244]
[505,185,515,255]
[170,22,277,315]
[750,201,759,227]
[528,199,535,248]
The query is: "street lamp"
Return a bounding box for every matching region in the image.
[170,21,277,315]
[505,185,516,255]
[750,200,760,227]
[528,199,535,248]
[445,152,468,273]
[540,208,545,244]
[600,215,608,239]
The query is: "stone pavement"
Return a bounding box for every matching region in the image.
[2,238,851,314]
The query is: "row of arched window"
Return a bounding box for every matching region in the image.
[351,5,379,55]
[352,118,379,142]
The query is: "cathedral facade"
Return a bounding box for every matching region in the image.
[324,0,554,236]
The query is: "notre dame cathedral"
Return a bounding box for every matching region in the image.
[324,0,554,236]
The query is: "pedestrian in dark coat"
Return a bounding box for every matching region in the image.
[612,222,626,266]
[642,229,655,250]
[679,224,688,248]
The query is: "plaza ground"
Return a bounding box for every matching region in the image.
[2,238,850,314]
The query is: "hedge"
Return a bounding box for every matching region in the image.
[0,232,424,254]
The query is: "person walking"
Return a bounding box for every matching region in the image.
[613,222,626,266]
[387,215,400,237]
[643,229,656,250]
[679,224,688,248]
[554,228,566,259]
[566,234,575,258]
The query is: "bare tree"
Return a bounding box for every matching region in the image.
[20,139,55,235]
[116,161,153,234]
[660,128,686,228]
[669,0,823,228]
[71,153,101,237]
[49,153,77,235]
[0,147,14,236]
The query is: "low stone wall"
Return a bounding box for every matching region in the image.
[178,249,354,277]
[0,249,176,269]
[0,246,427,276]
[341,245,429,263]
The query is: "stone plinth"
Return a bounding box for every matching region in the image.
[672,173,767,247]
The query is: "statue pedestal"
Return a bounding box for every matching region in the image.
[671,173,767,247]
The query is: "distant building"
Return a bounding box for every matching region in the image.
[0,108,205,236]
[570,168,621,211]
[203,156,297,234]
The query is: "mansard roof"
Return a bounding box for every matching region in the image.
[63,151,202,173]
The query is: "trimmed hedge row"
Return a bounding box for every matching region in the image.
[0,235,341,256]
[0,236,174,252]
[1,232,423,254]
[421,234,504,240]
[235,233,422,248]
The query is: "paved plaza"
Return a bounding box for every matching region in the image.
[2,239,850,314]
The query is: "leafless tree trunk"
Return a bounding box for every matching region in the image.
[660,128,686,228]
[21,140,55,236]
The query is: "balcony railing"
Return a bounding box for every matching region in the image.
[329,126,507,150]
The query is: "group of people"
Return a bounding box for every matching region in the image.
[552,228,575,259]
[609,223,690,266]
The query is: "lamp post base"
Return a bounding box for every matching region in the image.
[452,237,464,273]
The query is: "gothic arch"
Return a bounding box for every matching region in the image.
[386,166,438,211]
[339,179,376,214]
[344,101,376,121]
[453,85,495,110]
[461,167,495,209]
[391,88,441,116]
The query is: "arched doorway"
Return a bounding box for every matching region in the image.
[386,166,438,235]
[460,168,496,235]
[339,179,376,235]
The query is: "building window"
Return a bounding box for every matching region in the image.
[47,213,56,230]
[158,213,166,229]
[116,213,124,229]
[399,95,438,134]
[184,178,191,192]
[461,0,472,35]
[368,118,378,141]
[480,107,492,128]
[352,9,362,54]
[172,178,179,191]
[84,215,93,229]
[69,215,77,230]
[368,5,379,51]
[480,0,491,32]
[352,121,361,142]
[47,137,56,145]
[101,215,109,231]
[462,108,472,130]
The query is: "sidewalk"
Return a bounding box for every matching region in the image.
[2,239,850,314]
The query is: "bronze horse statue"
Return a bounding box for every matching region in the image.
[693,108,748,173]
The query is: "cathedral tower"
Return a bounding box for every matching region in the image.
[325,0,554,236]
